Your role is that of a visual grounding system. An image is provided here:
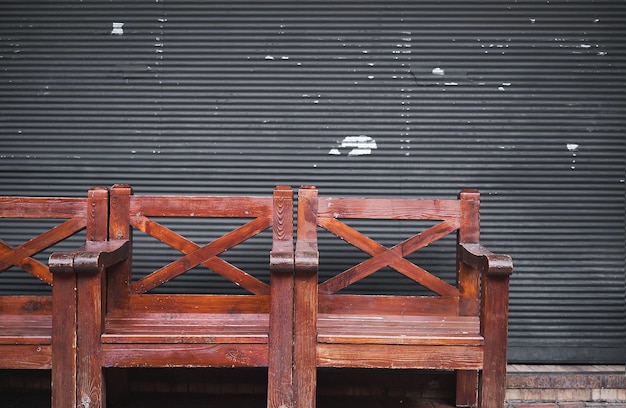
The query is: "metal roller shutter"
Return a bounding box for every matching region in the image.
[0,1,624,364]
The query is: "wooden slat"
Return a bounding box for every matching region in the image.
[0,344,52,369]
[0,295,52,314]
[0,240,51,284]
[126,294,270,314]
[318,197,462,220]
[317,343,483,370]
[0,314,52,342]
[0,217,87,273]
[130,195,273,218]
[0,197,88,218]
[319,218,460,296]
[130,216,272,294]
[317,314,482,346]
[319,294,459,316]
[102,343,269,368]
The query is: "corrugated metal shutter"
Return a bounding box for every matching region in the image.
[0,1,623,364]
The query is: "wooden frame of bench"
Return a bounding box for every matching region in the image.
[49,185,294,408]
[293,186,513,408]
[0,187,117,407]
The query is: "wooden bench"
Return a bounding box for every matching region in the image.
[293,186,513,408]
[0,187,118,407]
[49,185,294,408]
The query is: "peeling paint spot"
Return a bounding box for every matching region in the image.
[328,136,377,156]
[111,22,124,35]
[566,143,579,152]
[432,67,445,76]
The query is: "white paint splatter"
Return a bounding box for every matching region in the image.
[328,135,377,156]
[111,22,124,35]
[432,67,445,76]
[566,143,579,152]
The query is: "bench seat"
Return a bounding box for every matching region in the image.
[0,313,52,369]
[317,314,483,370]
[318,314,482,346]
[294,186,513,407]
[102,313,269,344]
[100,312,270,368]
[0,314,51,344]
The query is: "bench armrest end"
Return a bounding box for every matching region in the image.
[460,243,513,278]
[50,240,130,275]
[295,241,319,275]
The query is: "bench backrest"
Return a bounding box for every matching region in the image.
[105,184,294,313]
[296,185,481,318]
[0,187,107,374]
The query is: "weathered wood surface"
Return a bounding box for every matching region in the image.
[294,186,512,408]
[65,185,294,408]
[0,187,113,407]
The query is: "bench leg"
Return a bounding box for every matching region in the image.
[52,271,78,408]
[76,272,105,407]
[268,271,295,408]
[456,370,478,407]
[293,271,317,408]
[479,275,511,408]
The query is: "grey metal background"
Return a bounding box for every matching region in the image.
[0,1,624,364]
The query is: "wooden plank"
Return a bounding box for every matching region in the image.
[0,295,52,314]
[317,343,483,370]
[0,240,51,284]
[102,343,269,368]
[0,197,87,218]
[267,185,295,408]
[0,314,51,341]
[319,218,460,296]
[317,315,482,346]
[318,197,462,220]
[293,186,319,408]
[103,313,270,344]
[0,344,52,369]
[75,186,109,408]
[130,216,272,294]
[456,189,481,407]
[52,266,77,408]
[126,294,270,314]
[319,294,459,316]
[129,195,273,218]
[0,217,86,273]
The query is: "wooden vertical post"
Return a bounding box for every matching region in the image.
[293,186,319,408]
[456,189,481,407]
[479,259,512,408]
[268,186,295,408]
[107,184,133,311]
[51,253,78,408]
[75,186,109,408]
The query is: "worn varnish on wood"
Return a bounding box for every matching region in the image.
[294,186,513,408]
[49,185,294,408]
[0,188,116,407]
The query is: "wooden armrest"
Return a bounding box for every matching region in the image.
[270,249,294,274]
[460,243,513,278]
[49,240,130,275]
[295,240,318,274]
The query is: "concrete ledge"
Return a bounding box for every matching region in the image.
[506,365,626,403]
